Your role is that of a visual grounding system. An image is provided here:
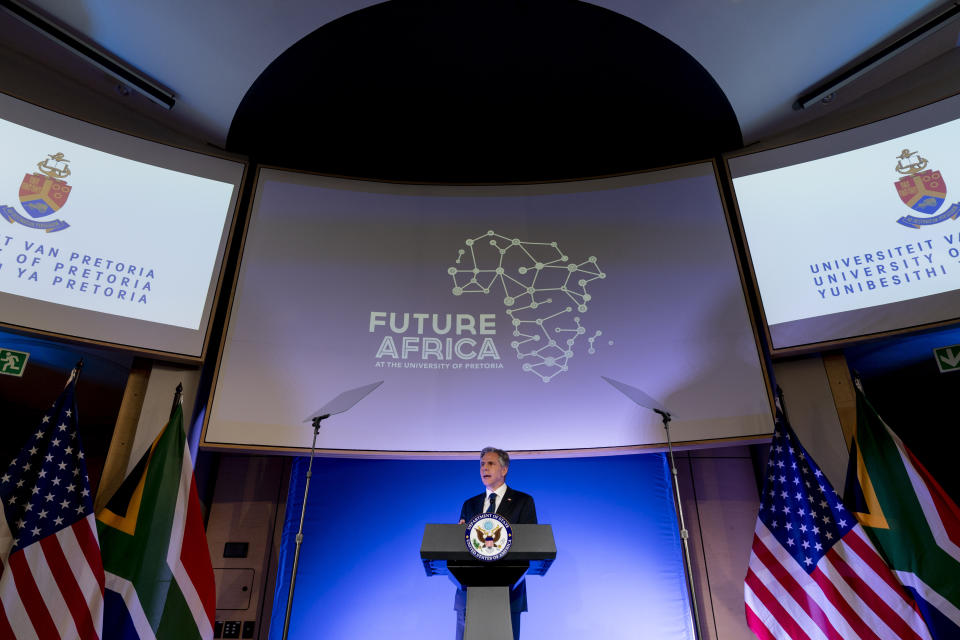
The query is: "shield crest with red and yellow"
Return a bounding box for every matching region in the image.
[19,172,72,219]
[895,168,946,215]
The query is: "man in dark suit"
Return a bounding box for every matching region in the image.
[455,447,537,640]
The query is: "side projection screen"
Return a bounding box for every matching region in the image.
[728,92,960,352]
[0,91,244,358]
[204,164,772,455]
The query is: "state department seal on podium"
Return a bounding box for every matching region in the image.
[465,513,513,561]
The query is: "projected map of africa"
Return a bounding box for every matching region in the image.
[447,230,608,382]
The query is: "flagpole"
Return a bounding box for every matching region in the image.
[280,413,328,640]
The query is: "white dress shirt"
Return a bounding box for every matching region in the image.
[485,483,508,513]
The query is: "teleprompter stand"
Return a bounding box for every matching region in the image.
[280,381,384,640]
[601,376,704,640]
[421,524,556,640]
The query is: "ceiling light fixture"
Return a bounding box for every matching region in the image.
[0,0,176,109]
[794,2,960,111]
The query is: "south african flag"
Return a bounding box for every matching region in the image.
[95,400,215,640]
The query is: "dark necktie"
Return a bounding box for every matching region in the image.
[485,493,497,514]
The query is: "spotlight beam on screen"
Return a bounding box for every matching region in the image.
[601,375,703,640]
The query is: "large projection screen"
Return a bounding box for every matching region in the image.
[204,164,772,455]
[728,92,960,353]
[0,91,244,359]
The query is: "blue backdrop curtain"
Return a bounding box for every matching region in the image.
[269,453,694,639]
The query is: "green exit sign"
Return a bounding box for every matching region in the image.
[0,348,29,377]
[934,345,960,373]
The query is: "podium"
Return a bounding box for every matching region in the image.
[421,524,556,640]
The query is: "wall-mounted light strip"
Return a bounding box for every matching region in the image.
[0,0,176,109]
[794,2,960,110]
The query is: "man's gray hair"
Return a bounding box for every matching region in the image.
[481,447,510,469]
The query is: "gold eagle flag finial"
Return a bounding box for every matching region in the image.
[37,152,71,179]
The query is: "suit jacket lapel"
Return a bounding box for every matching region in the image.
[498,487,516,520]
[475,494,487,517]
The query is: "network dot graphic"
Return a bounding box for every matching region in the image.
[448,230,607,382]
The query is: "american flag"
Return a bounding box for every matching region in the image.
[0,367,105,639]
[745,417,932,640]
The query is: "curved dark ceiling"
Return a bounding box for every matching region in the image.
[228,0,741,182]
